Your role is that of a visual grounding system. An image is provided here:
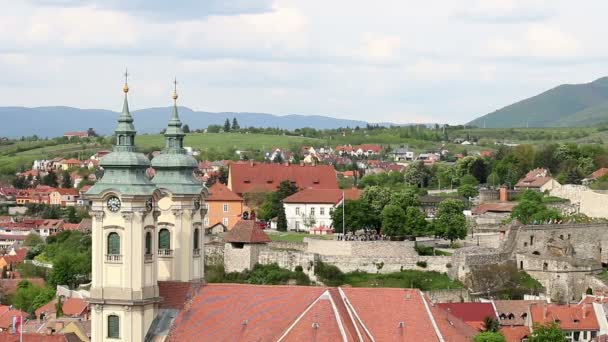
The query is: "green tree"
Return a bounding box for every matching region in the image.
[23,233,44,247]
[458,184,479,198]
[41,171,58,187]
[232,117,240,130]
[48,253,90,289]
[405,207,429,236]
[404,161,429,187]
[61,170,72,188]
[66,206,79,224]
[223,118,231,132]
[529,322,566,342]
[331,200,374,233]
[482,316,500,332]
[276,206,287,231]
[12,281,55,315]
[487,172,500,187]
[474,332,506,342]
[381,204,406,236]
[460,174,479,186]
[511,190,561,224]
[434,199,467,243]
[182,124,190,133]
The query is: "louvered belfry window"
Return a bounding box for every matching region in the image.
[193,228,200,250]
[158,229,170,250]
[108,315,119,338]
[107,233,120,255]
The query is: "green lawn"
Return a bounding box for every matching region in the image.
[343,270,463,290]
[268,232,334,243]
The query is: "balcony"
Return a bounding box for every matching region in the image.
[144,254,154,263]
[158,249,173,257]
[105,254,122,263]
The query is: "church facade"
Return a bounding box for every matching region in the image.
[85,79,207,341]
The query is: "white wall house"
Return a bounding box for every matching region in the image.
[282,188,361,232]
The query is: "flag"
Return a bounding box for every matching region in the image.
[336,191,345,207]
[12,315,22,334]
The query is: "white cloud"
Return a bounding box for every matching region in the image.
[485,25,581,59]
[454,0,555,23]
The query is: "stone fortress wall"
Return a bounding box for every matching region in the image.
[208,237,453,278]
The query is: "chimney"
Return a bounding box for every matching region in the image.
[582,304,587,318]
[46,327,55,336]
[543,305,547,319]
[249,160,254,167]
[300,161,305,166]
[499,186,508,202]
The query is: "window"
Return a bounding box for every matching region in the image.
[193,228,200,250]
[108,315,119,339]
[204,217,209,226]
[223,204,229,212]
[295,207,300,215]
[158,229,170,250]
[223,217,229,226]
[310,207,315,216]
[145,232,152,255]
[320,207,325,216]
[295,221,300,230]
[107,233,120,255]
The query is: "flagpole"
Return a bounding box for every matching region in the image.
[20,312,22,342]
[342,190,345,235]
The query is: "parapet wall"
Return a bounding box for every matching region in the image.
[304,238,418,258]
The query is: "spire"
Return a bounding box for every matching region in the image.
[164,77,185,151]
[114,69,137,152]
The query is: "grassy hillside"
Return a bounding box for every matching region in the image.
[136,133,320,151]
[469,77,608,128]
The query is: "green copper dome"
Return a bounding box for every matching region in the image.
[87,84,156,197]
[151,87,203,195]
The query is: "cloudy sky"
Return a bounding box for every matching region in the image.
[0,0,606,124]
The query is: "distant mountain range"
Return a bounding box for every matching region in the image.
[469,77,608,128]
[0,106,386,138]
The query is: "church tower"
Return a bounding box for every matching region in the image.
[86,75,161,342]
[151,80,207,282]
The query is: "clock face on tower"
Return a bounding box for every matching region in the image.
[146,197,154,212]
[107,196,121,212]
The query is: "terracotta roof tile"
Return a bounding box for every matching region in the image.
[280,292,344,341]
[500,326,531,342]
[61,298,88,317]
[530,303,598,331]
[472,203,516,215]
[229,163,338,195]
[283,188,361,204]
[0,333,74,342]
[590,168,608,180]
[494,300,544,326]
[206,183,243,202]
[224,220,271,243]
[159,281,201,310]
[437,302,497,329]
[428,302,478,341]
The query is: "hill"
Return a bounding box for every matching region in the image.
[468,77,608,128]
[0,106,373,138]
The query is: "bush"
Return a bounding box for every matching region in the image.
[294,265,303,272]
[314,261,345,286]
[416,261,428,268]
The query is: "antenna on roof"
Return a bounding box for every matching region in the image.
[312,322,320,329]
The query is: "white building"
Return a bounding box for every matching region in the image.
[282,188,361,232]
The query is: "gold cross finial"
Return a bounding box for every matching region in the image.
[123,68,130,94]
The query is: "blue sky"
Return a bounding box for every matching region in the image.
[0,0,606,124]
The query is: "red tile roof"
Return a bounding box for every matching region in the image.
[494,300,545,326]
[35,300,57,318]
[590,168,608,180]
[0,308,27,329]
[61,298,88,317]
[228,163,338,195]
[515,168,552,188]
[501,326,531,342]
[472,203,516,215]
[62,223,79,231]
[206,183,243,202]
[437,302,497,329]
[167,284,476,342]
[159,281,200,310]
[1,249,28,264]
[530,303,598,331]
[354,144,382,153]
[52,188,79,196]
[283,188,361,204]
[0,334,75,342]
[224,220,271,243]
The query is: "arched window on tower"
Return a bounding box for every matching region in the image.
[107,315,120,339]
[193,228,200,256]
[158,229,172,256]
[145,231,152,261]
[107,232,121,262]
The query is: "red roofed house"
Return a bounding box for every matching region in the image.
[583,168,608,185]
[167,285,477,342]
[0,305,28,332]
[354,144,382,157]
[227,162,338,196]
[223,220,271,273]
[60,298,89,320]
[437,302,498,331]
[204,183,245,230]
[49,188,79,206]
[515,168,557,192]
[529,303,600,341]
[59,159,82,171]
[0,248,28,271]
[282,188,361,232]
